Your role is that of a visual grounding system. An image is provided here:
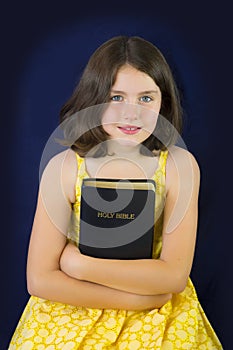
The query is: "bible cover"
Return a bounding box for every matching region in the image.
[79,178,156,259]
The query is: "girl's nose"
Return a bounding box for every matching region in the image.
[121,103,140,121]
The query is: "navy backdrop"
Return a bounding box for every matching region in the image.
[1,2,232,349]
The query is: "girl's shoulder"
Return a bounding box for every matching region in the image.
[42,149,78,203]
[165,145,200,192]
[46,148,77,165]
[166,145,200,169]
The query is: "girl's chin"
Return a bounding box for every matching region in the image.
[110,138,140,147]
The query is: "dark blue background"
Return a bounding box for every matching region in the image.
[1,2,232,349]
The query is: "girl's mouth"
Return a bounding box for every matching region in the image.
[118,126,141,135]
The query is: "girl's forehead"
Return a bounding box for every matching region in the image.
[116,64,146,77]
[112,65,160,92]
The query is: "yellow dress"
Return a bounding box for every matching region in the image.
[9,151,223,350]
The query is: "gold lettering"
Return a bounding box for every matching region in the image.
[115,213,135,220]
[97,212,135,219]
[97,212,115,218]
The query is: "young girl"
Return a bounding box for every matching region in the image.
[9,36,223,349]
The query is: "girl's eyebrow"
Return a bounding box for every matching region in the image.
[110,90,159,94]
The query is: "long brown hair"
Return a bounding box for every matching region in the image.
[59,35,183,156]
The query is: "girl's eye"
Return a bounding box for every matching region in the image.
[140,96,152,103]
[110,95,123,102]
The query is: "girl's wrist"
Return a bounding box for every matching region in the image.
[78,253,93,281]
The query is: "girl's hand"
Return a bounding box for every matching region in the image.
[60,242,84,279]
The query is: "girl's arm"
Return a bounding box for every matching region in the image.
[27,149,171,310]
[60,147,200,295]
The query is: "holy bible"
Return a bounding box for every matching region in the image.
[79,178,156,259]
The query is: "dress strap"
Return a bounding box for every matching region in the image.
[74,153,88,203]
[151,150,168,258]
[154,150,168,194]
[158,150,168,173]
[68,153,86,243]
[153,149,168,219]
[75,152,85,176]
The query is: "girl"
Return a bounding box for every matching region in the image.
[9,36,222,349]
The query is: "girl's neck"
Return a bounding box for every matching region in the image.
[106,140,142,159]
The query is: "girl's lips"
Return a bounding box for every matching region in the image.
[118,126,141,135]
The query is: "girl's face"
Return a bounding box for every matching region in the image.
[102,64,162,147]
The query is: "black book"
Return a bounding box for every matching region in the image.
[79,178,156,259]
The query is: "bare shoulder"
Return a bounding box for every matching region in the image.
[166,146,200,192]
[44,148,76,168]
[166,145,200,168]
[41,149,78,203]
